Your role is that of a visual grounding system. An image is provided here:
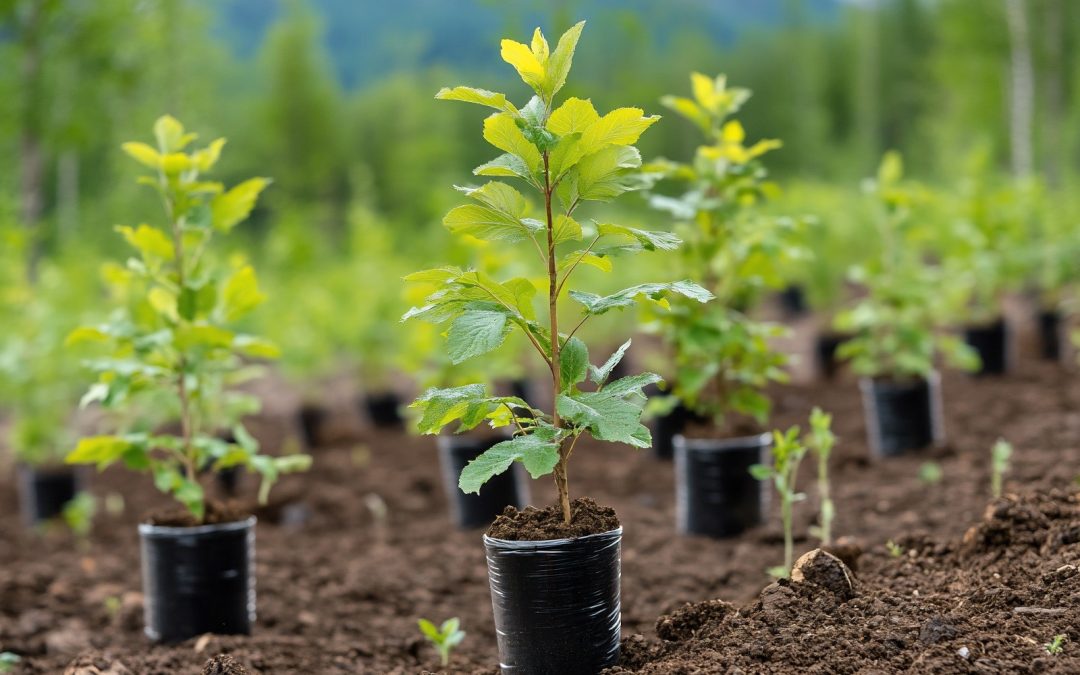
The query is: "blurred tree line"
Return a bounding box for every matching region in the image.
[1,0,1078,264]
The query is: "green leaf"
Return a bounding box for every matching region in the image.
[435,86,518,114]
[749,463,774,480]
[115,224,174,260]
[545,21,585,99]
[474,153,533,182]
[603,372,662,397]
[552,215,582,244]
[175,324,234,350]
[459,429,561,494]
[153,115,193,153]
[578,108,660,156]
[220,265,266,321]
[233,334,281,359]
[562,145,650,203]
[597,223,681,252]
[418,619,442,642]
[547,97,600,135]
[570,280,713,315]
[121,142,161,169]
[446,309,511,364]
[412,384,487,434]
[444,182,540,243]
[500,35,546,95]
[558,249,612,273]
[483,113,541,174]
[557,391,651,447]
[591,339,631,384]
[211,178,270,233]
[66,435,132,468]
[559,336,589,390]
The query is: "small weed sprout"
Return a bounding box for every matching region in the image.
[1045,634,1067,655]
[751,426,808,578]
[419,617,466,667]
[62,492,97,537]
[0,652,19,673]
[806,407,835,546]
[991,438,1012,498]
[886,540,904,557]
[919,461,943,485]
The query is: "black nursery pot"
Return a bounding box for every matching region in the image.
[859,373,943,458]
[779,284,808,317]
[438,436,528,529]
[816,333,847,380]
[139,517,256,643]
[1038,310,1063,361]
[674,433,771,538]
[963,318,1009,375]
[16,465,80,526]
[364,392,403,428]
[651,404,698,460]
[484,528,622,674]
[297,403,326,448]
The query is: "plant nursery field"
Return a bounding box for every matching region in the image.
[4,334,1079,673]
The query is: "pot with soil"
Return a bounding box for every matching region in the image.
[139,510,256,643]
[674,432,771,537]
[437,435,528,529]
[363,392,403,428]
[483,500,622,675]
[859,372,943,457]
[16,464,81,526]
[1037,310,1063,361]
[963,317,1009,375]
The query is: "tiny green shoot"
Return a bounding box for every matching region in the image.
[752,426,808,578]
[991,438,1012,498]
[806,407,835,546]
[886,540,904,558]
[919,461,943,485]
[0,652,20,673]
[1045,634,1067,655]
[418,617,466,667]
[61,492,97,537]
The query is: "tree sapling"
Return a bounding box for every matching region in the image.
[418,617,466,667]
[66,116,311,521]
[991,438,1012,498]
[751,426,808,578]
[806,406,835,546]
[406,21,711,525]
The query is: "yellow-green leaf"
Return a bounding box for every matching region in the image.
[500,38,545,94]
[211,178,270,232]
[153,115,195,153]
[67,435,131,467]
[220,265,266,321]
[435,86,518,114]
[65,326,110,347]
[192,138,227,171]
[547,97,599,136]
[148,287,178,321]
[482,114,541,173]
[121,142,161,169]
[552,214,582,244]
[579,108,660,156]
[545,21,585,99]
[176,324,234,350]
[115,224,174,260]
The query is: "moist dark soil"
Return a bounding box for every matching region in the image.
[485,497,620,540]
[145,500,250,527]
[202,654,248,675]
[4,344,1080,673]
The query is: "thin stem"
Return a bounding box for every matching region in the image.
[564,314,590,344]
[544,150,572,525]
[556,234,601,297]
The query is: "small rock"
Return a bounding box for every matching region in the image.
[203,654,248,675]
[918,616,958,645]
[791,549,856,600]
[957,646,970,659]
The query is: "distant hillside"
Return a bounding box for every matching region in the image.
[206,0,842,88]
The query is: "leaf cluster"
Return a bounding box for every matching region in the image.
[66,117,310,520]
[418,617,466,667]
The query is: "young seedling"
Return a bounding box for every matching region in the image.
[919,461,944,485]
[885,540,904,558]
[0,652,19,674]
[406,22,711,524]
[806,407,835,546]
[62,492,97,537]
[418,617,466,667]
[66,116,311,521]
[1045,634,1067,655]
[751,426,808,578]
[991,438,1012,498]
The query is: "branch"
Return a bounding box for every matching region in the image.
[556,234,601,296]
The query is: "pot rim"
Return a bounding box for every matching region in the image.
[483,525,623,548]
[138,515,256,538]
[673,432,772,452]
[858,370,940,391]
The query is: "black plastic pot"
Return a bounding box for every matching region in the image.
[139,517,256,643]
[859,374,943,458]
[674,433,771,538]
[963,318,1009,375]
[816,333,847,380]
[364,392,403,428]
[297,403,326,448]
[779,284,808,317]
[1038,310,1063,361]
[652,404,698,460]
[16,465,80,526]
[484,528,622,674]
[438,436,528,529]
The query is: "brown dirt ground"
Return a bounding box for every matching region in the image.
[3,336,1080,673]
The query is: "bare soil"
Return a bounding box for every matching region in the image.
[3,351,1080,673]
